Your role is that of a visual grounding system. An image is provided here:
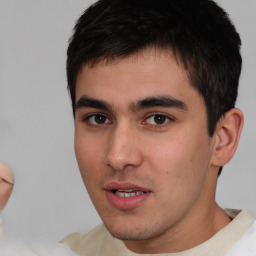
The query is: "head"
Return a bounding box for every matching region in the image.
[67,0,243,253]
[0,163,14,211]
[67,0,241,137]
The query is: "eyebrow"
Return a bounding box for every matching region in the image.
[75,95,187,113]
[131,96,188,112]
[76,96,113,112]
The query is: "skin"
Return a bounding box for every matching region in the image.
[0,163,14,211]
[74,48,242,253]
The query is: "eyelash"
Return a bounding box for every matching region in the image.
[83,113,112,126]
[143,113,175,127]
[82,113,175,128]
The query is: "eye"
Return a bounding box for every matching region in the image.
[144,114,173,126]
[85,114,111,125]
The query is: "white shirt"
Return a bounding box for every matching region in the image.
[225,221,256,255]
[61,209,255,256]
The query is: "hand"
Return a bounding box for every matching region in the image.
[0,163,14,211]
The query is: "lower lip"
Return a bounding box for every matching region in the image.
[105,190,151,210]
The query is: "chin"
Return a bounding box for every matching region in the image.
[107,228,150,241]
[103,219,165,241]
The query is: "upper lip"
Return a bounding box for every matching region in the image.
[104,182,151,192]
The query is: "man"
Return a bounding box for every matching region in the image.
[61,0,256,254]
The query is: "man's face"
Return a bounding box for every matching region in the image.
[74,49,217,244]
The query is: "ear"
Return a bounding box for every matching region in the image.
[211,108,244,167]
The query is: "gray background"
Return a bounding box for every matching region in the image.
[0,0,255,243]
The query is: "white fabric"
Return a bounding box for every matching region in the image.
[0,240,79,256]
[0,214,78,255]
[61,209,255,256]
[225,221,256,256]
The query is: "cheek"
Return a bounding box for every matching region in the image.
[75,138,105,207]
[147,130,212,192]
[75,134,106,184]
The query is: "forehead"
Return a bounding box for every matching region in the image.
[75,48,202,108]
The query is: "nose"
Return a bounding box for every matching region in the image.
[104,124,143,171]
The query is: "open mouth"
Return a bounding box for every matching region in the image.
[112,189,147,198]
[105,184,151,209]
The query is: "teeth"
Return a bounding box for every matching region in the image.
[114,190,145,198]
[136,191,144,196]
[122,189,133,192]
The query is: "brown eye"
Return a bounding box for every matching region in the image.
[94,114,107,124]
[145,114,173,126]
[86,114,111,125]
[153,115,167,124]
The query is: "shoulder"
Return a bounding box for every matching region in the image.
[60,224,118,256]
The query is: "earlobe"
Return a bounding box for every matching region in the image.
[211,108,244,167]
